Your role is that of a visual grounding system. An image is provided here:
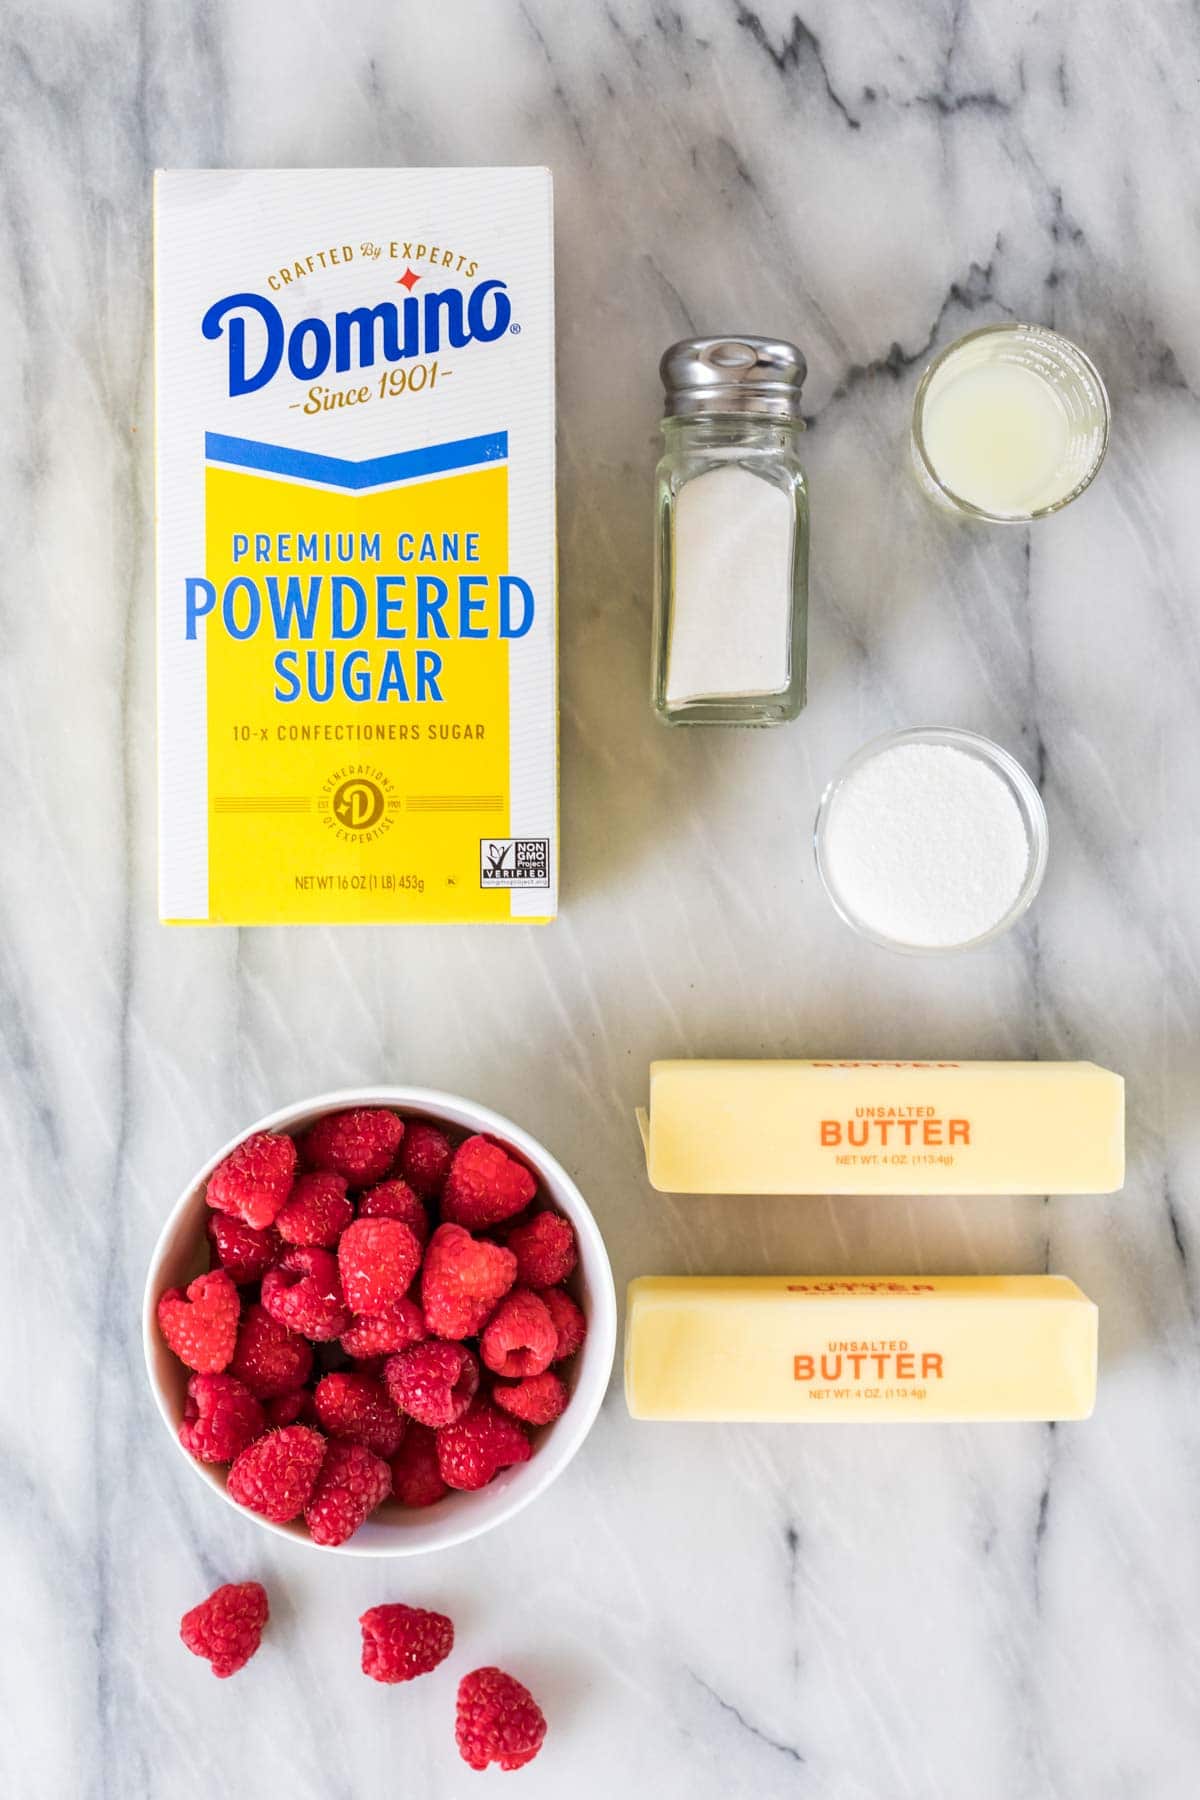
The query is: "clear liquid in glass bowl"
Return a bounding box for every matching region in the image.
[911,323,1110,522]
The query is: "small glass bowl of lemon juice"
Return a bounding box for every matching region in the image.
[911,322,1110,522]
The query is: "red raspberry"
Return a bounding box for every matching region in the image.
[178,1372,265,1463]
[385,1341,478,1428]
[264,1388,314,1428]
[480,1287,557,1379]
[492,1370,568,1426]
[229,1302,314,1398]
[227,1425,326,1523]
[157,1270,240,1374]
[341,1296,426,1359]
[274,1172,353,1248]
[360,1603,453,1683]
[206,1212,281,1285]
[337,1216,421,1314]
[389,1422,447,1507]
[441,1135,537,1230]
[180,1581,268,1679]
[456,1666,547,1771]
[304,1440,391,1546]
[421,1223,517,1340]
[399,1121,454,1197]
[299,1108,403,1186]
[313,1371,407,1458]
[437,1401,531,1491]
[358,1178,429,1243]
[505,1209,577,1288]
[261,1247,350,1342]
[206,1130,296,1231]
[541,1286,586,1362]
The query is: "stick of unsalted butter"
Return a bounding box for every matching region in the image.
[625,1276,1098,1422]
[638,1059,1124,1195]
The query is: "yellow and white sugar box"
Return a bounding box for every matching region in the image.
[155,167,557,924]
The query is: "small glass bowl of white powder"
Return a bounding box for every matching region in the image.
[813,727,1048,953]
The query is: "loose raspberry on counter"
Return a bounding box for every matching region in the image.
[385,1340,479,1429]
[299,1108,404,1187]
[264,1388,314,1428]
[206,1212,281,1286]
[505,1209,578,1289]
[227,1425,327,1523]
[455,1666,547,1771]
[304,1440,391,1547]
[421,1223,517,1340]
[314,1371,407,1459]
[541,1287,587,1362]
[261,1247,351,1341]
[358,1178,429,1243]
[389,1422,447,1508]
[229,1302,314,1398]
[157,1269,240,1374]
[206,1131,296,1231]
[492,1370,569,1427]
[180,1581,269,1679]
[437,1401,531,1491]
[360,1603,454,1683]
[441,1135,538,1230]
[341,1296,427,1359]
[178,1372,265,1463]
[399,1121,454,1197]
[275,1171,353,1248]
[480,1287,557,1379]
[338,1217,422,1314]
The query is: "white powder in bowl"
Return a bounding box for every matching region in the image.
[822,742,1031,948]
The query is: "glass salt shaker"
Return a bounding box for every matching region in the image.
[652,335,809,726]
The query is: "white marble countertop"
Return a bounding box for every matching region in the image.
[4,2,1199,1794]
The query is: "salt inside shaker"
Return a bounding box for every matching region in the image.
[652,336,809,726]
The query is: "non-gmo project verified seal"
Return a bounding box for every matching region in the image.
[480,838,551,889]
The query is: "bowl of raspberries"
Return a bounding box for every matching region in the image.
[144,1089,616,1554]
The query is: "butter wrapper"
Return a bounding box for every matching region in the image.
[640,1059,1125,1195]
[626,1275,1098,1422]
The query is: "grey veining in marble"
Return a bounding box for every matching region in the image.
[2,1,1199,1795]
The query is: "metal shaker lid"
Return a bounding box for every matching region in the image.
[660,335,807,421]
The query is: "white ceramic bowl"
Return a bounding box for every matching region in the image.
[143,1087,617,1556]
